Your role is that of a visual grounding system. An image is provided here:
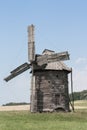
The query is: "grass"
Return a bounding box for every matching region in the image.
[0,110,87,130]
[0,100,87,130]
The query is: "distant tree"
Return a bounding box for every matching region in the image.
[69,90,87,101]
[3,102,30,106]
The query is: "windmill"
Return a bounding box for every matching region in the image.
[4,24,73,112]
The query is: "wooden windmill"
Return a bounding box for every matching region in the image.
[4,24,73,112]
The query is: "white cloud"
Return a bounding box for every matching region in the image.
[75,57,87,64]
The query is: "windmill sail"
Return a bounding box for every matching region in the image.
[36,51,70,66]
[28,24,35,62]
[4,63,30,82]
[47,51,69,62]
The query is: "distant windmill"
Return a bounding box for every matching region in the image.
[4,25,74,112]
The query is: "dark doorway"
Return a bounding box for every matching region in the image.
[55,94,60,105]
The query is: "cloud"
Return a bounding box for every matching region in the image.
[75,57,87,64]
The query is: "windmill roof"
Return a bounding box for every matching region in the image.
[42,49,55,53]
[42,49,55,55]
[45,61,71,72]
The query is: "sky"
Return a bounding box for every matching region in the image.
[0,0,87,105]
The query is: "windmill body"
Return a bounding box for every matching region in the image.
[4,25,72,112]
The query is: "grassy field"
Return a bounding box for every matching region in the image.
[0,100,87,130]
[0,110,87,130]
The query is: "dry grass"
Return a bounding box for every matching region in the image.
[0,105,30,111]
[74,100,87,109]
[0,100,87,111]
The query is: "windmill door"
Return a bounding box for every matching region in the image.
[55,94,61,106]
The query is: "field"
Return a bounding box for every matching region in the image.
[0,100,87,130]
[74,100,87,109]
[0,105,30,111]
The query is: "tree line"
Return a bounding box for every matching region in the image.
[70,90,87,101]
[3,102,30,106]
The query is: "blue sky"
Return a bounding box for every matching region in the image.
[0,0,87,105]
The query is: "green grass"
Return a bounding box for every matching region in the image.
[0,110,87,130]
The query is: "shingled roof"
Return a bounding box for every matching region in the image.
[45,61,71,72]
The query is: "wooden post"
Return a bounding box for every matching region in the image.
[71,68,74,111]
[30,64,36,112]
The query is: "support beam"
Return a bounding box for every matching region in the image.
[71,68,74,111]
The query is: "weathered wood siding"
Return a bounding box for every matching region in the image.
[28,25,35,62]
[31,70,70,112]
